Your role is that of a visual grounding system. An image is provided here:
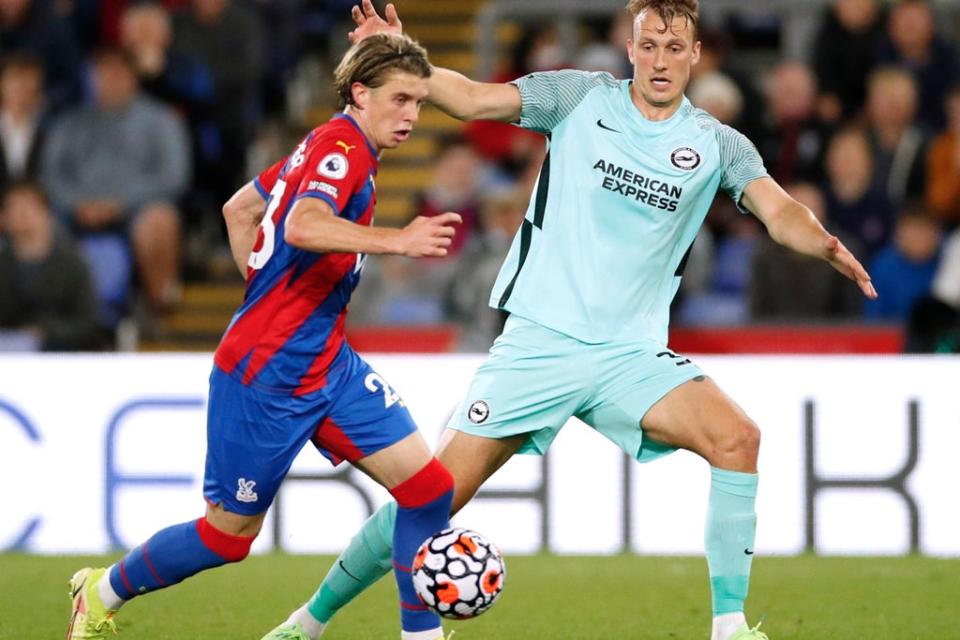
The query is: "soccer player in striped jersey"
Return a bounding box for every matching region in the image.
[66,33,460,640]
[263,1,879,640]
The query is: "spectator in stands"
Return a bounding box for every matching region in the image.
[120,2,214,116]
[924,86,960,226]
[813,0,885,123]
[0,180,101,351]
[905,225,960,352]
[464,24,555,173]
[347,254,448,327]
[445,187,527,351]
[0,54,46,193]
[750,182,864,321]
[822,127,894,258]
[689,28,763,140]
[0,0,81,113]
[173,0,264,208]
[758,61,833,184]
[932,228,960,310]
[414,136,485,257]
[678,215,759,327]
[878,0,959,132]
[40,48,190,312]
[688,70,743,126]
[865,205,942,321]
[866,67,927,207]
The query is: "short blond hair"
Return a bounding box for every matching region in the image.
[333,33,431,109]
[625,0,699,39]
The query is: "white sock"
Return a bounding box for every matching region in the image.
[400,627,444,640]
[712,611,747,640]
[287,605,327,639]
[97,566,125,611]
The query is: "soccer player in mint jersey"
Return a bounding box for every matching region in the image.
[66,33,461,640]
[262,2,879,640]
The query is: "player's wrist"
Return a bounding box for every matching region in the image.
[387,228,409,256]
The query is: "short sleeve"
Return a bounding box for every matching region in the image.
[510,70,618,134]
[717,124,769,213]
[254,157,285,199]
[294,134,367,216]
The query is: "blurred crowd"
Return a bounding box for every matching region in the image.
[0,0,959,353]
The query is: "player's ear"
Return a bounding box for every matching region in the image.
[626,38,636,65]
[691,40,701,66]
[350,82,369,110]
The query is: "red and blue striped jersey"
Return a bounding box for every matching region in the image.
[214,113,378,395]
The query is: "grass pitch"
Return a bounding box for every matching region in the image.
[2,553,957,639]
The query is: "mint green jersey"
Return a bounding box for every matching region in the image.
[490,70,768,344]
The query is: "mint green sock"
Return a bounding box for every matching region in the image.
[704,467,758,616]
[307,502,397,623]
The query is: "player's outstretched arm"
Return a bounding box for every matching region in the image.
[742,177,878,299]
[348,0,521,122]
[222,181,268,278]
[285,197,462,257]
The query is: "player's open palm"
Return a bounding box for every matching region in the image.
[399,212,461,258]
[823,235,879,299]
[349,0,402,44]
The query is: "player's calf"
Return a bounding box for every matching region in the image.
[390,457,455,639]
[68,516,257,637]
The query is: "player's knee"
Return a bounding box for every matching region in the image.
[390,457,455,509]
[710,417,761,469]
[196,517,256,563]
[739,420,761,458]
[734,419,761,455]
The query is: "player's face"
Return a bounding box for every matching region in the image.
[627,10,700,115]
[363,71,429,150]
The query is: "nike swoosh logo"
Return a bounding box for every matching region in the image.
[744,548,754,555]
[596,119,621,133]
[339,560,362,582]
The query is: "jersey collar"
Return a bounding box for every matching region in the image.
[333,112,380,159]
[618,81,689,136]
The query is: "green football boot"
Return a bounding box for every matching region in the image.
[729,622,769,640]
[259,622,310,640]
[66,568,118,639]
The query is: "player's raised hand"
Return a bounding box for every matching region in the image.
[397,212,461,258]
[823,235,878,299]
[349,0,402,45]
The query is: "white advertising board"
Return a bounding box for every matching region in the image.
[0,354,958,556]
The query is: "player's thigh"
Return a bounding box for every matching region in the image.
[581,344,705,463]
[353,429,434,489]
[434,428,527,514]
[203,367,321,519]
[448,315,587,456]
[319,348,423,474]
[640,374,759,468]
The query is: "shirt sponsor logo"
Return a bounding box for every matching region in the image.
[468,400,490,424]
[308,181,339,198]
[319,153,349,179]
[592,159,682,212]
[670,146,701,171]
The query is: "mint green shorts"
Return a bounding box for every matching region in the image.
[449,315,705,462]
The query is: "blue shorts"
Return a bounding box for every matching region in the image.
[203,344,417,515]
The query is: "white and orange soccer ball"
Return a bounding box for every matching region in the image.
[411,527,506,619]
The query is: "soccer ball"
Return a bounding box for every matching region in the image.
[411,527,505,619]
